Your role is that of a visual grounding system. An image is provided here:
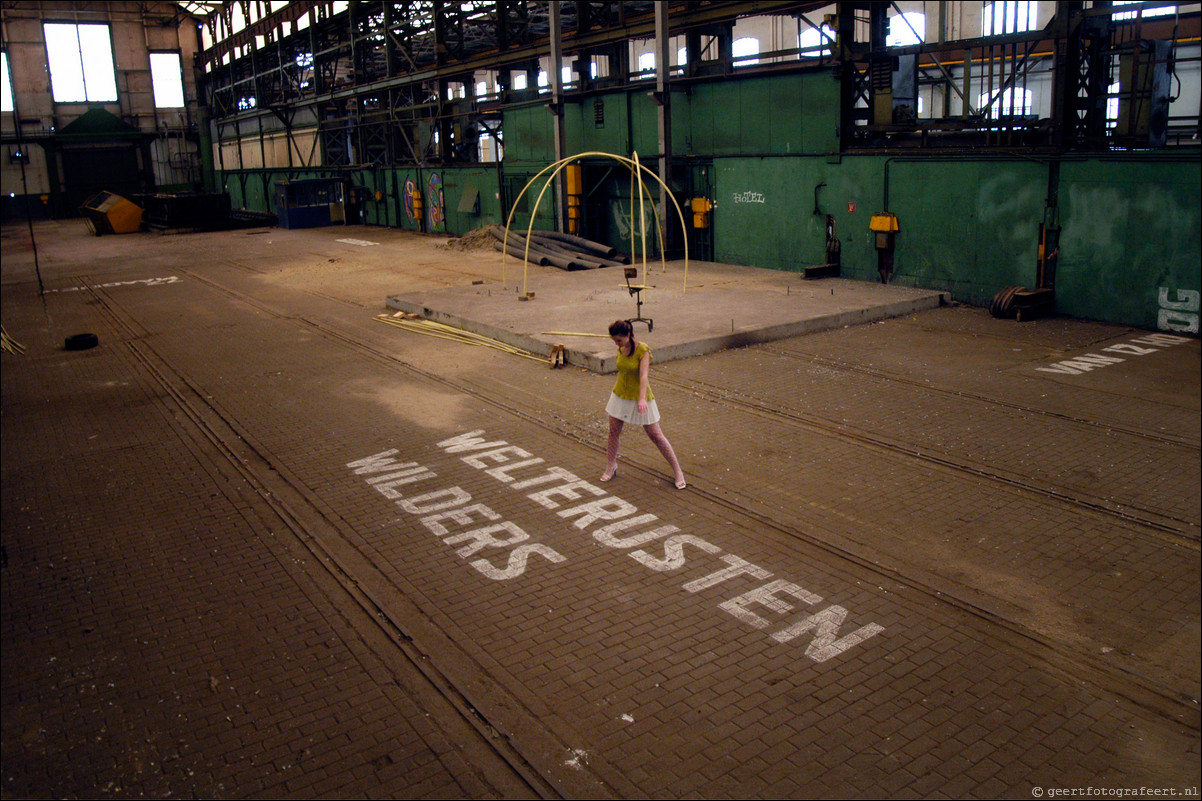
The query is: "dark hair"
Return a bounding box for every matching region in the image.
[608,319,636,356]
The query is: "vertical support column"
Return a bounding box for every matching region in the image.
[837,2,859,150]
[655,1,672,255]
[434,0,449,162]
[549,1,566,233]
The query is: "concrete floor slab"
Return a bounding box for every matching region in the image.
[386,260,947,372]
[3,221,1197,799]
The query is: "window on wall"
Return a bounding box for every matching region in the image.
[2,51,13,112]
[44,23,118,102]
[733,37,759,67]
[1112,1,1177,20]
[799,25,834,57]
[982,2,1037,35]
[888,13,926,46]
[980,87,1032,117]
[150,52,185,108]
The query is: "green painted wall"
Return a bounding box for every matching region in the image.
[217,166,503,236]
[1057,158,1200,331]
[682,73,839,156]
[713,157,841,274]
[439,167,503,233]
[503,105,556,163]
[502,70,840,162]
[710,154,1200,331]
[879,158,1049,303]
[212,66,1200,333]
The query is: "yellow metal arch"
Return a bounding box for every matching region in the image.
[501,151,690,297]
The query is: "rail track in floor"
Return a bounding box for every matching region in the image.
[80,268,1201,795]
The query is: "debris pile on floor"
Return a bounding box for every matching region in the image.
[440,226,497,252]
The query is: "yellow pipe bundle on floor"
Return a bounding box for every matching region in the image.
[375,314,546,363]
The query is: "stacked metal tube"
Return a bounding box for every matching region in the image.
[487,225,629,270]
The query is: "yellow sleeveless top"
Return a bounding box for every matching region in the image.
[612,341,654,401]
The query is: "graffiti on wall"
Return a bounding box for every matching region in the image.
[1158,287,1200,334]
[403,179,418,224]
[426,172,445,232]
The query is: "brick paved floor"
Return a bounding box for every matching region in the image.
[2,221,1198,799]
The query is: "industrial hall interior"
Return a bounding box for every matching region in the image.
[2,1,1200,799]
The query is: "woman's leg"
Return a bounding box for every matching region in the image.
[643,422,685,486]
[602,416,624,479]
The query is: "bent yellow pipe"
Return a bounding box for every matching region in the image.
[502,151,690,297]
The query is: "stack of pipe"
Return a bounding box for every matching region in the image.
[488,225,629,270]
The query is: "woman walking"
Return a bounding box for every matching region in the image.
[601,319,687,489]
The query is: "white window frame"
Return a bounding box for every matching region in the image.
[1,51,14,113]
[1112,1,1177,21]
[980,87,1033,118]
[799,25,834,58]
[733,37,759,67]
[150,51,186,108]
[982,2,1038,36]
[888,12,926,47]
[44,22,118,103]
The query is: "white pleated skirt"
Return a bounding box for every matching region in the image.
[606,392,661,425]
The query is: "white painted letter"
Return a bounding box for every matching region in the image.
[471,543,566,580]
[719,579,822,629]
[593,517,673,548]
[421,503,502,537]
[437,430,508,453]
[683,555,773,593]
[629,534,721,572]
[1102,343,1157,355]
[1158,287,1200,311]
[444,521,529,558]
[462,445,533,469]
[398,486,472,514]
[485,458,545,483]
[347,449,401,473]
[526,473,605,508]
[557,497,638,529]
[772,605,885,662]
[511,466,577,490]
